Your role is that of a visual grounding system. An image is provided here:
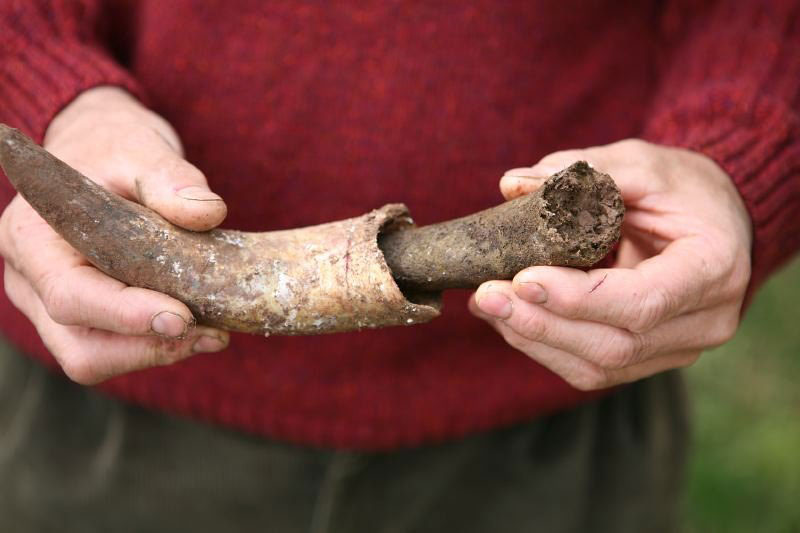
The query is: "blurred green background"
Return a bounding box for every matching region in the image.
[684,258,800,532]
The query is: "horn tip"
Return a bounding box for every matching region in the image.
[0,124,31,171]
[0,123,23,152]
[0,122,17,141]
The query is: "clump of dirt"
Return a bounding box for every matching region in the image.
[539,161,624,265]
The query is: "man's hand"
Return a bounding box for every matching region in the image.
[469,139,753,391]
[0,86,230,384]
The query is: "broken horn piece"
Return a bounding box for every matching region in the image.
[0,124,623,335]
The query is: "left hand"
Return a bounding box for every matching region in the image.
[468,139,753,391]
[0,87,230,384]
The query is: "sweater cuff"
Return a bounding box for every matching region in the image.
[0,39,145,144]
[643,84,800,300]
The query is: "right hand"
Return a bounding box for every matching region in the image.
[0,86,230,384]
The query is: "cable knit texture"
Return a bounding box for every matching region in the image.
[642,0,800,301]
[0,0,798,449]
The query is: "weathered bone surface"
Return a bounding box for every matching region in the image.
[0,125,440,335]
[0,124,623,335]
[379,161,623,291]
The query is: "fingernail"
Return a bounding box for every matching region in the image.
[509,165,561,178]
[193,335,227,353]
[477,291,513,319]
[503,168,544,180]
[176,186,223,202]
[151,311,189,338]
[516,274,548,304]
[502,177,544,193]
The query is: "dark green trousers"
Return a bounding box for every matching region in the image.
[0,338,688,533]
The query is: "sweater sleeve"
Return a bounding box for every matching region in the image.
[0,0,142,145]
[642,0,800,297]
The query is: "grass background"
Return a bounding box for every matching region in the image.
[683,258,800,532]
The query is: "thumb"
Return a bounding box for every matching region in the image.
[41,85,227,232]
[132,148,227,232]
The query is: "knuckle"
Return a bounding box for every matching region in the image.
[558,289,587,318]
[60,352,102,385]
[179,161,206,183]
[593,332,642,370]
[727,254,752,298]
[503,330,530,354]
[40,274,76,325]
[87,118,143,149]
[628,288,669,333]
[513,309,547,341]
[3,268,23,307]
[118,308,147,336]
[0,203,25,266]
[104,108,144,126]
[498,326,536,356]
[610,139,661,170]
[708,312,739,347]
[109,289,147,334]
[148,338,190,367]
[539,149,583,168]
[140,110,182,150]
[699,239,751,302]
[617,138,650,152]
[670,351,702,371]
[23,311,105,385]
[0,211,11,258]
[111,123,173,160]
[567,368,609,391]
[153,154,202,184]
[682,352,702,368]
[617,139,656,163]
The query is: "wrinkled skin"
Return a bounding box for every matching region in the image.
[0,87,230,384]
[470,139,753,391]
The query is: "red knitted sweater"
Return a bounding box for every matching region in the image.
[1,1,798,450]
